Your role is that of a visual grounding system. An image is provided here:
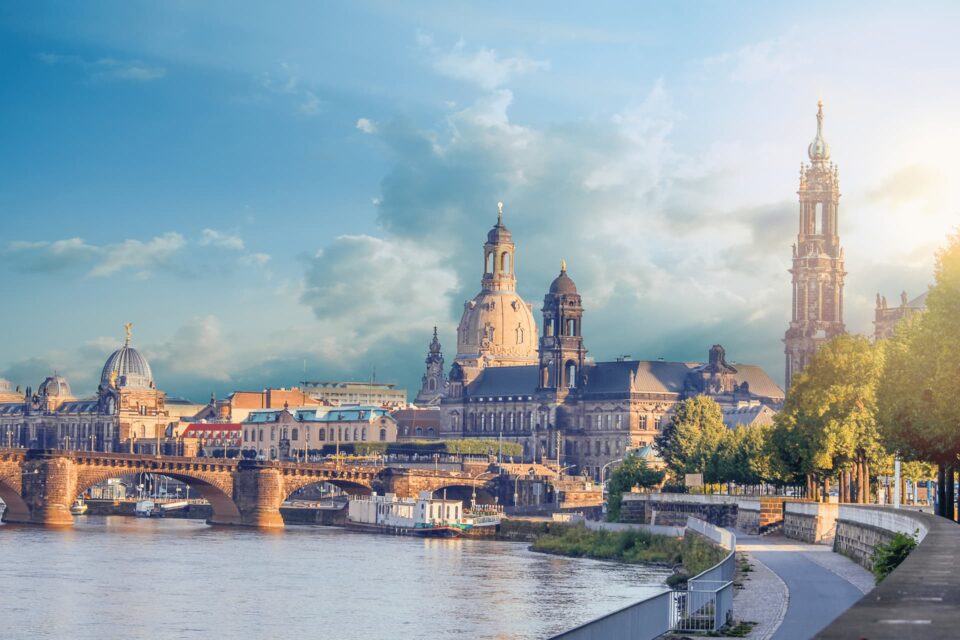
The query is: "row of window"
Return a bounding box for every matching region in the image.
[243,426,388,443]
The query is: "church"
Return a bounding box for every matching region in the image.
[414,204,784,481]
[0,325,170,453]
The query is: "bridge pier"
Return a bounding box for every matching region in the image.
[14,451,77,527]
[231,460,285,529]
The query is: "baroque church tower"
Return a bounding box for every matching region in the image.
[538,260,587,397]
[414,327,446,406]
[784,100,846,388]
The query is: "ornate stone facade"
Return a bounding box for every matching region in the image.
[431,204,785,480]
[453,203,539,384]
[784,101,846,388]
[414,327,446,406]
[0,325,169,453]
[873,290,928,340]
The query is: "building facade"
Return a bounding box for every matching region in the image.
[240,405,398,460]
[0,325,169,453]
[873,290,928,340]
[300,381,407,409]
[784,100,847,389]
[419,207,784,481]
[413,327,446,406]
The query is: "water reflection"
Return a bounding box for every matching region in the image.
[0,517,670,639]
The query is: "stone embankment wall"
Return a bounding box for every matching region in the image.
[84,499,345,525]
[620,494,798,533]
[783,501,838,544]
[832,506,929,570]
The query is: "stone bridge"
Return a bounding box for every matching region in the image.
[0,449,499,528]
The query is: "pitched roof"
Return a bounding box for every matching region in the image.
[465,366,539,398]
[722,404,776,429]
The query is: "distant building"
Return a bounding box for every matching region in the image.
[413,327,447,406]
[0,324,169,453]
[301,381,407,409]
[722,403,777,430]
[784,101,847,389]
[413,203,784,482]
[240,405,398,460]
[180,422,242,456]
[873,290,928,340]
[393,407,441,440]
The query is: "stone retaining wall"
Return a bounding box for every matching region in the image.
[831,505,928,570]
[736,500,760,533]
[783,501,837,544]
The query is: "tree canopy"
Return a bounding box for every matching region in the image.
[654,396,727,483]
[605,452,664,520]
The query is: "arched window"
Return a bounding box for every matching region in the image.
[428,378,436,391]
[270,427,276,440]
[343,428,349,442]
[427,427,435,437]
[318,429,325,442]
[501,251,511,274]
[379,428,387,442]
[258,429,264,442]
[566,362,576,388]
[814,202,823,234]
[361,427,367,441]
[353,427,359,441]
[292,428,299,441]
[485,251,494,274]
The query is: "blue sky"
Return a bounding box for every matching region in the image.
[1,2,958,401]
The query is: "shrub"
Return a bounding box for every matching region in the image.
[871,531,917,584]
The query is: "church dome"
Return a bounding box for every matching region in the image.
[456,290,539,365]
[549,261,578,295]
[39,375,71,397]
[101,325,154,389]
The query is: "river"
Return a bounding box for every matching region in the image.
[0,517,670,640]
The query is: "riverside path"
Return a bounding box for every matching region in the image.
[739,534,870,640]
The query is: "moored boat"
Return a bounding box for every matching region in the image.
[70,498,88,516]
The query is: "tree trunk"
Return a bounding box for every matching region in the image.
[863,459,870,504]
[823,476,831,502]
[840,470,848,503]
[937,464,946,517]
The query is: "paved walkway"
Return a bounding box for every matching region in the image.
[737,534,872,640]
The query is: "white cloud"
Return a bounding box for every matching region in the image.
[703,36,807,83]
[5,233,185,278]
[302,235,459,359]
[148,315,233,382]
[356,118,377,134]
[200,229,245,251]
[37,52,166,82]
[419,34,549,90]
[241,252,271,267]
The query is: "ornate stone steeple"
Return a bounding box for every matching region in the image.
[415,327,447,405]
[539,260,587,395]
[784,100,846,388]
[482,201,516,293]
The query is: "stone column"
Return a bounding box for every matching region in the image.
[233,460,284,528]
[20,450,76,527]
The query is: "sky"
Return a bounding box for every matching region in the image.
[1,1,958,401]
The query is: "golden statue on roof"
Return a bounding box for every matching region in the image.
[124,322,133,346]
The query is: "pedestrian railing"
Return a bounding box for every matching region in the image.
[549,517,737,639]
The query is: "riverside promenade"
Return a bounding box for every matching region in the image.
[735,534,871,640]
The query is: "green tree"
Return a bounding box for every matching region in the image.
[771,334,884,500]
[720,423,773,487]
[654,396,727,484]
[878,231,960,517]
[606,453,665,521]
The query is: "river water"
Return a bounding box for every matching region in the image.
[0,517,670,640]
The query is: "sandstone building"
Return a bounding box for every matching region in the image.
[873,290,928,340]
[414,205,784,481]
[0,324,169,453]
[784,101,847,389]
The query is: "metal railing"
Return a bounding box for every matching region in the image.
[550,518,737,639]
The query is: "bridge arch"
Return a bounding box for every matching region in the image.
[0,476,30,523]
[74,468,241,525]
[429,482,496,507]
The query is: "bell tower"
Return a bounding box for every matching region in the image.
[539,260,587,395]
[784,100,846,388]
[482,201,516,293]
[414,327,446,406]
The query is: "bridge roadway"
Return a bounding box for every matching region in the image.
[0,448,498,528]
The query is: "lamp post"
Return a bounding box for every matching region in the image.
[600,458,623,492]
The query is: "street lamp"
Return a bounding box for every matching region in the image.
[600,458,623,492]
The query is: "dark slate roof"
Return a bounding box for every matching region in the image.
[908,291,928,309]
[722,404,776,429]
[731,364,785,399]
[466,366,539,398]
[0,403,24,416]
[55,400,100,414]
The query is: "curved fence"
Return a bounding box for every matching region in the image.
[550,517,735,640]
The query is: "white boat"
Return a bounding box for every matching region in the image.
[134,500,156,517]
[0,500,6,521]
[70,498,88,516]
